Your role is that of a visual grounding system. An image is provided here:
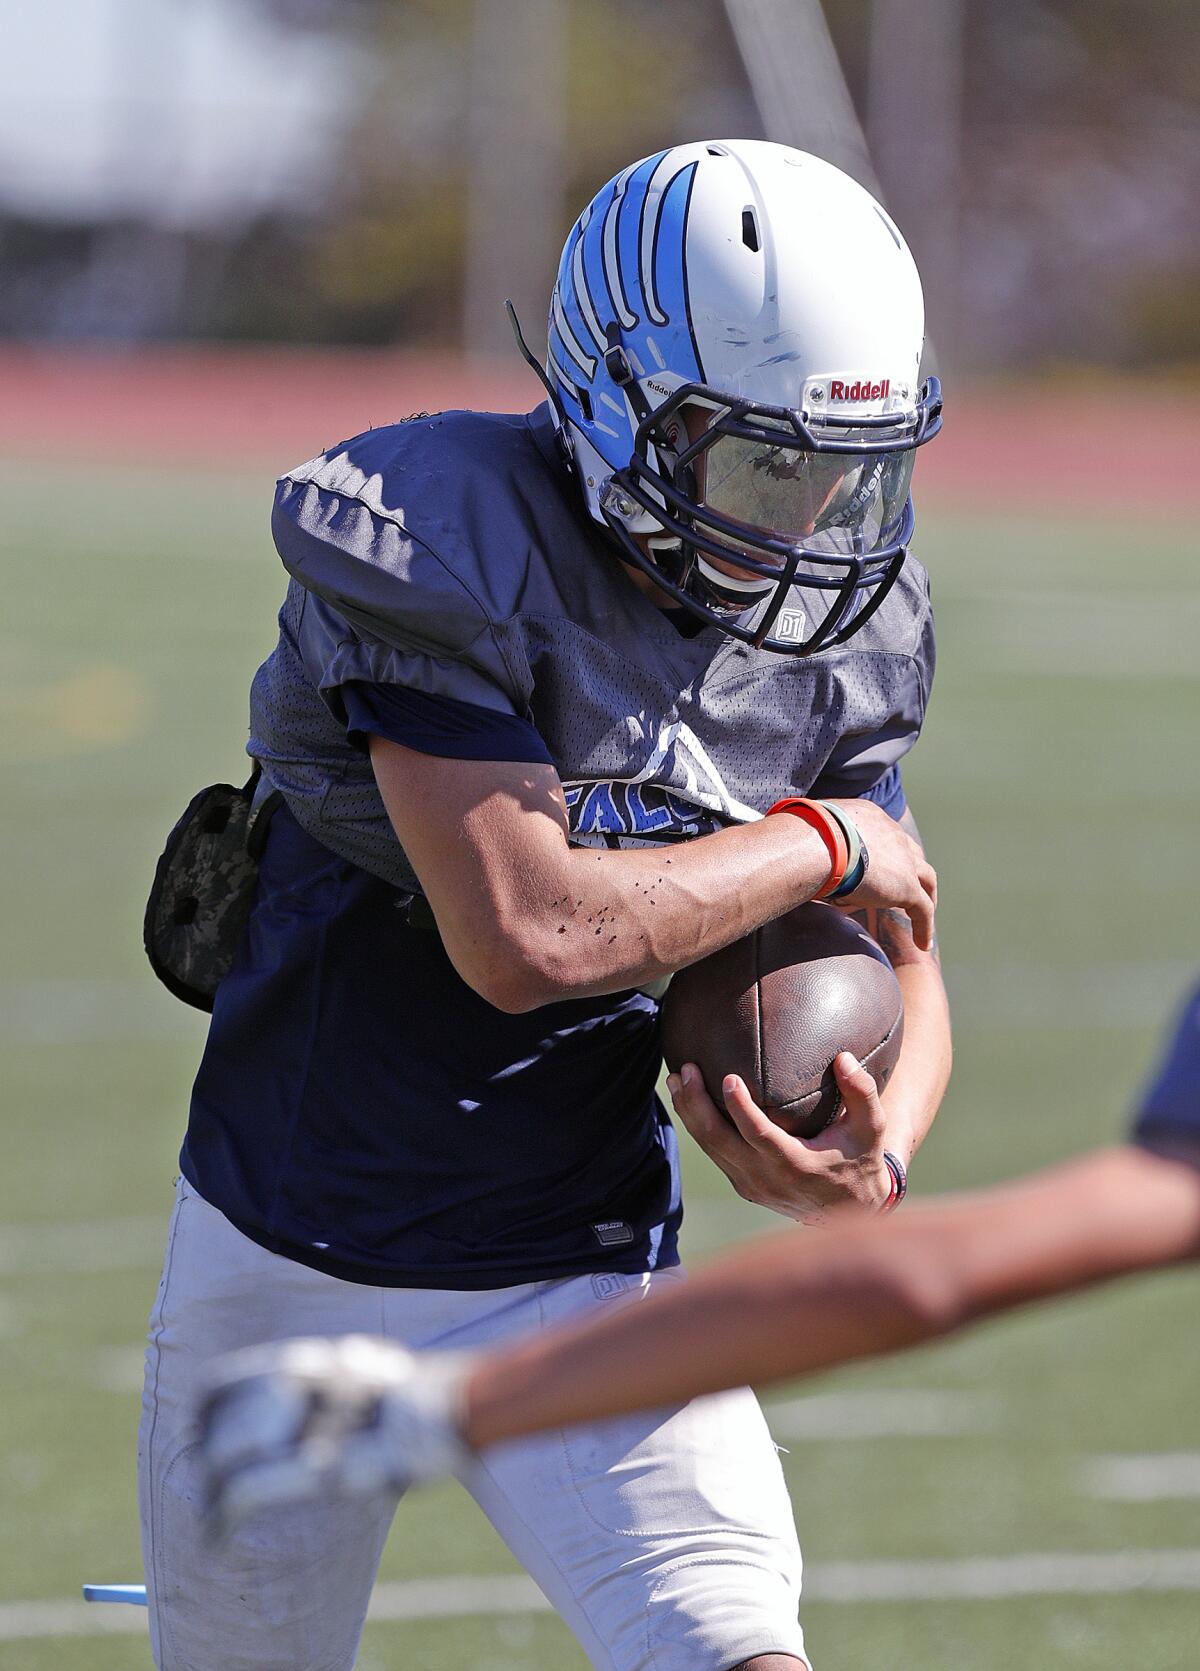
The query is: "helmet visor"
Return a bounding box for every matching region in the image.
[701,425,916,559]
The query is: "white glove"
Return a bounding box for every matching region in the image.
[198,1335,474,1532]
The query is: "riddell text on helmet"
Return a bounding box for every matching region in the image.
[829,379,890,401]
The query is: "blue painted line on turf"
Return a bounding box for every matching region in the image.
[82,1585,147,1606]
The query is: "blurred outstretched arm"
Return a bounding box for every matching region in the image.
[463,1127,1200,1448]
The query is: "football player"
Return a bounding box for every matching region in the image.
[141,141,949,1671]
[200,988,1200,1533]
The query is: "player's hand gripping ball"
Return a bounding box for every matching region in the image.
[661,903,904,1139]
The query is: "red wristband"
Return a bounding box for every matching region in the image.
[765,797,849,898]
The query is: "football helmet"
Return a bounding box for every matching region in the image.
[542,140,942,656]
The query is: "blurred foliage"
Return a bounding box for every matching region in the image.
[1123,264,1200,366]
[1,0,1197,369]
[301,0,745,344]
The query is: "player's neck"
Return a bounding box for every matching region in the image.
[623,565,676,609]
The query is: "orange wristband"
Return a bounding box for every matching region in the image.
[765,797,850,898]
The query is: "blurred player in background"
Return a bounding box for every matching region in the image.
[140,141,949,1671]
[200,987,1200,1534]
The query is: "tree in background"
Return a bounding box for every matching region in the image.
[1,0,1197,372]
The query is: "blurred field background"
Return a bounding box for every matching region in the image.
[2,2,1199,1668]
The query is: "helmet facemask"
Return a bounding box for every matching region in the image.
[541,140,944,654]
[600,378,942,656]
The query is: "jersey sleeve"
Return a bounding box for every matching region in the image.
[272,435,531,717]
[846,763,908,820]
[807,614,933,816]
[1131,982,1200,1152]
[339,682,554,765]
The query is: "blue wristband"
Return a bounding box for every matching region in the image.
[830,840,869,899]
[817,801,868,901]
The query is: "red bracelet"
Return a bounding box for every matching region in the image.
[765,797,850,898]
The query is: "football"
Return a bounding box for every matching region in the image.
[660,903,904,1139]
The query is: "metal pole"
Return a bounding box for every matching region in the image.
[722,0,885,201]
[463,0,566,359]
[867,0,964,360]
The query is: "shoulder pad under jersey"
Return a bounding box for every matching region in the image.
[272,410,570,713]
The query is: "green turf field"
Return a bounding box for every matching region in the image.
[1,454,1198,1668]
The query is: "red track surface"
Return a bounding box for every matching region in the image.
[2,345,1195,514]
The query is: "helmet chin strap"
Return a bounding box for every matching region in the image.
[642,532,775,613]
[693,552,776,604]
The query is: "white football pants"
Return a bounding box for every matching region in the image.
[138,1176,809,1670]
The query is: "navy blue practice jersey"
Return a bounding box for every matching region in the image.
[181,404,934,1288]
[1132,981,1200,1153]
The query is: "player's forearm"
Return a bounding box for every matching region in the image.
[462,1147,1200,1448]
[462,1218,955,1446]
[842,806,949,1161]
[373,740,933,1011]
[879,952,951,1162]
[933,1144,1200,1317]
[478,814,833,1010]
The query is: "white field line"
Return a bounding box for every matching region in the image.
[0,1216,165,1275]
[942,958,1196,1030]
[804,1548,1200,1603]
[765,1389,998,1441]
[11,1550,1200,1641]
[0,1600,149,1639]
[0,979,198,1045]
[1084,1453,1200,1502]
[947,592,1200,680]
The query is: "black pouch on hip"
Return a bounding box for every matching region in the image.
[143,766,283,1011]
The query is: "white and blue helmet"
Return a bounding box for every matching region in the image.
[542,139,942,655]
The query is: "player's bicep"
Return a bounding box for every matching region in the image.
[370,737,572,935]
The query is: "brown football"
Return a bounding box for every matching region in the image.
[660,903,904,1139]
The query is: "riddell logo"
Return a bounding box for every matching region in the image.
[829,378,890,402]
